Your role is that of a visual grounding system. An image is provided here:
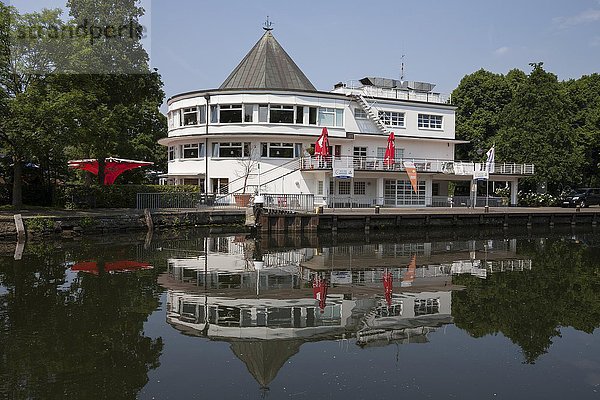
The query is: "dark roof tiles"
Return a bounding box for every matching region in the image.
[219,31,316,91]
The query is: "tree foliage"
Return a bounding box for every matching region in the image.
[0,0,166,206]
[453,63,599,193]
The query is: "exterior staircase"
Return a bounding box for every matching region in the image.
[353,94,388,134]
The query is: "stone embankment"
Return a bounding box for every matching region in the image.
[0,209,246,241]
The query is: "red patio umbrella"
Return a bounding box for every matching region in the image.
[383,132,395,167]
[312,275,329,312]
[68,157,154,185]
[314,127,330,157]
[383,270,393,307]
[71,260,153,275]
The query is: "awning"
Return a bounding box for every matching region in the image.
[68,157,153,185]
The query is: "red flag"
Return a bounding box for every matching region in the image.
[403,161,418,194]
[401,255,417,287]
[383,132,395,167]
[383,270,393,306]
[314,127,330,157]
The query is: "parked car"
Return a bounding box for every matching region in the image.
[560,188,600,208]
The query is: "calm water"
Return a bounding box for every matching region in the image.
[1,227,600,399]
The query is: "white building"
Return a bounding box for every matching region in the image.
[160,26,534,207]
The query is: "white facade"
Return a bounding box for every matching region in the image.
[160,31,533,207]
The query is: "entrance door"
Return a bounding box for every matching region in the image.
[212,178,229,194]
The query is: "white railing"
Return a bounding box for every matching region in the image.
[301,156,535,176]
[335,80,451,104]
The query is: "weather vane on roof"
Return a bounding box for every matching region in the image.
[263,16,273,31]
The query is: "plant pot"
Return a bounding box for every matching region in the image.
[234,193,252,207]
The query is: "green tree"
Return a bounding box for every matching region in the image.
[563,74,600,187]
[496,63,584,192]
[60,0,166,185]
[0,4,68,206]
[452,69,513,160]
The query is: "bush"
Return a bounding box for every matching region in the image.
[517,191,558,207]
[54,184,200,209]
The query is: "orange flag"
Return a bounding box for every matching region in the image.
[403,161,418,193]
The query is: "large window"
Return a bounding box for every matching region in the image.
[418,114,442,129]
[182,143,203,159]
[379,111,405,127]
[309,107,317,125]
[353,147,367,157]
[269,105,295,124]
[258,104,268,122]
[377,147,404,161]
[354,181,366,195]
[318,108,344,127]
[384,179,426,206]
[183,107,198,126]
[169,110,181,129]
[244,104,254,122]
[296,106,304,124]
[213,142,251,158]
[338,181,351,195]
[168,146,175,160]
[261,142,302,158]
[219,104,242,123]
[354,108,367,119]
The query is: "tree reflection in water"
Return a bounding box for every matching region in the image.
[452,238,600,363]
[0,240,163,400]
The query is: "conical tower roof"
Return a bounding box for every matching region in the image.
[219,30,316,91]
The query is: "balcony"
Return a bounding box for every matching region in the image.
[333,81,451,104]
[300,156,534,176]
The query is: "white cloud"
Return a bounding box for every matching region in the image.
[493,46,510,56]
[554,8,600,28]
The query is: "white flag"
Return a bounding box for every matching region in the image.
[486,146,495,172]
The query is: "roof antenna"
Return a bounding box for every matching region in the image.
[400,54,406,83]
[263,16,273,31]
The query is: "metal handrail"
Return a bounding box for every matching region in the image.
[300,156,535,175]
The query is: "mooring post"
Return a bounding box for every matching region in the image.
[144,208,154,232]
[14,214,25,242]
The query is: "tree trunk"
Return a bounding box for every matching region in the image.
[12,157,23,208]
[97,157,106,185]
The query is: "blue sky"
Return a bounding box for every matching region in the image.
[11,0,600,100]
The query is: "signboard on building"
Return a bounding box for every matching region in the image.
[333,167,354,179]
[330,271,352,284]
[473,171,490,180]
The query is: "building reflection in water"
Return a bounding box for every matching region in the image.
[159,235,533,390]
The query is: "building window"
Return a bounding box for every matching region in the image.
[183,107,198,126]
[379,111,405,127]
[309,107,317,125]
[269,105,295,124]
[355,108,367,119]
[213,142,250,158]
[329,180,334,196]
[296,106,304,124]
[418,114,442,129]
[183,178,199,186]
[259,104,268,122]
[219,104,242,123]
[353,147,367,157]
[261,143,301,158]
[318,108,343,127]
[385,179,426,206]
[198,105,206,124]
[169,110,181,128]
[354,181,366,195]
[182,143,204,159]
[182,143,197,158]
[168,146,175,160]
[210,105,218,123]
[338,181,351,195]
[377,147,404,161]
[244,104,254,122]
[317,181,324,195]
